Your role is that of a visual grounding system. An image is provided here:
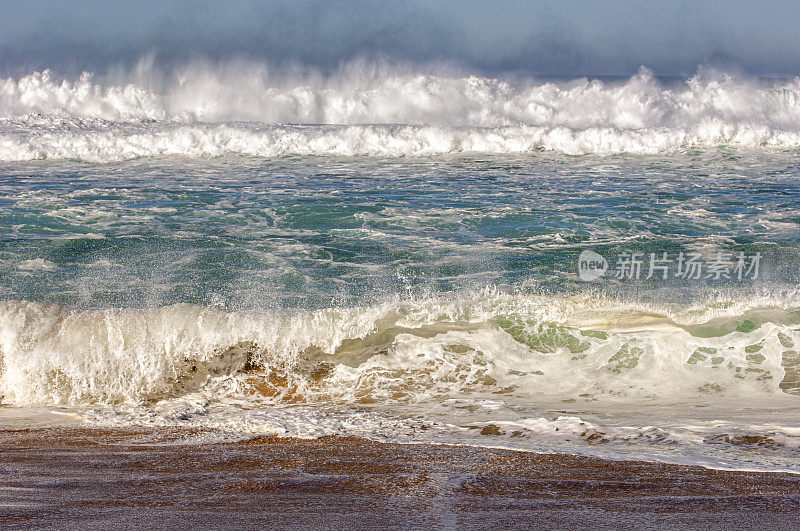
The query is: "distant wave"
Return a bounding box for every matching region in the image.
[5,118,800,162]
[2,62,800,160]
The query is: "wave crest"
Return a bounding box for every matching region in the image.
[1,293,798,407]
[2,63,800,159]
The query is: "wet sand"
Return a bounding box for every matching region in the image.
[1,426,799,529]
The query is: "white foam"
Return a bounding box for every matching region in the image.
[2,64,800,160]
[0,300,383,405]
[17,258,58,272]
[0,291,797,407]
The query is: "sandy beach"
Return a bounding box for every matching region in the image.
[1,426,799,529]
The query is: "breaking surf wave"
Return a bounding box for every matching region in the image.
[3,62,800,160]
[2,292,798,407]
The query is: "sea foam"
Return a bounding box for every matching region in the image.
[1,292,798,407]
[2,62,800,160]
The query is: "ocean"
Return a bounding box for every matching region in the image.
[1,64,799,473]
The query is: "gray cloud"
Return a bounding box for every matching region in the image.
[1,0,799,77]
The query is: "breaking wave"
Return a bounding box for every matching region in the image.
[3,61,800,160]
[1,292,799,407]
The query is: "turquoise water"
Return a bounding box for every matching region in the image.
[2,151,798,309]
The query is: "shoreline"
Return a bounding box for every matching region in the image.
[2,426,800,527]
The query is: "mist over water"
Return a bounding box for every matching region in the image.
[3,1,800,77]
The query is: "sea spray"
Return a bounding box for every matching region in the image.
[3,64,800,160]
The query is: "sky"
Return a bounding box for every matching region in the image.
[1,0,799,77]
